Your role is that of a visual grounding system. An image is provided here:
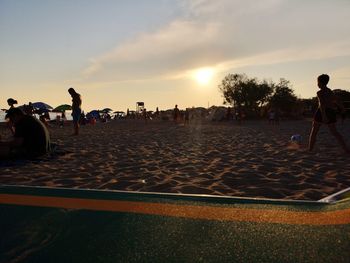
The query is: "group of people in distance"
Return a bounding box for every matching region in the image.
[172,105,190,124]
[0,88,82,159]
[0,75,349,160]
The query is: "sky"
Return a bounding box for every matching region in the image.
[1,0,350,112]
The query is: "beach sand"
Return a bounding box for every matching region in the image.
[1,119,350,201]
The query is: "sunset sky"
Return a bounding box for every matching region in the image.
[1,0,350,112]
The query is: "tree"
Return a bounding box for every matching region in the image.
[333,89,350,107]
[333,89,350,100]
[219,73,273,117]
[333,89,350,116]
[268,78,298,116]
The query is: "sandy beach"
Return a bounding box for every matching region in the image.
[1,119,350,201]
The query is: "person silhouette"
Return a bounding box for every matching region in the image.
[7,98,17,109]
[173,104,180,123]
[0,108,51,158]
[308,74,349,153]
[68,87,82,135]
[6,98,18,134]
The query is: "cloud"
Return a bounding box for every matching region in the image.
[81,0,350,83]
[218,40,350,72]
[82,19,221,81]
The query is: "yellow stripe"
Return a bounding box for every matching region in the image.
[1,194,350,225]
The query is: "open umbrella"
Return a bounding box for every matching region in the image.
[87,110,100,118]
[31,102,52,115]
[53,104,72,112]
[32,102,53,110]
[102,108,113,113]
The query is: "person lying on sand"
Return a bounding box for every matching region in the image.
[308,74,349,153]
[0,108,51,159]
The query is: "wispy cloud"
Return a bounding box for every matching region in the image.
[218,41,350,72]
[82,19,221,81]
[81,0,350,83]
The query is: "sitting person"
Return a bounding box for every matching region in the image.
[0,108,51,158]
[7,98,18,109]
[6,98,18,135]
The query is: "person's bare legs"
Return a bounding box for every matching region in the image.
[308,121,321,151]
[328,124,350,153]
[73,121,79,135]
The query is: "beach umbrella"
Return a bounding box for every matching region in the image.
[88,110,100,118]
[32,102,53,110]
[102,108,113,113]
[53,104,72,112]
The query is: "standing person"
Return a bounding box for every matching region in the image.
[235,107,243,125]
[226,107,233,121]
[173,104,180,123]
[68,87,82,135]
[27,102,34,116]
[155,107,160,119]
[268,108,276,125]
[308,74,349,153]
[184,108,190,125]
[24,102,34,116]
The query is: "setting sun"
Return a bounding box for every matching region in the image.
[194,68,214,85]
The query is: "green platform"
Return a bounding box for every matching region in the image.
[0,185,350,263]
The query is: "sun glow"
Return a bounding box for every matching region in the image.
[194,68,214,85]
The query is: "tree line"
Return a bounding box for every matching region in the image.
[219,73,350,119]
